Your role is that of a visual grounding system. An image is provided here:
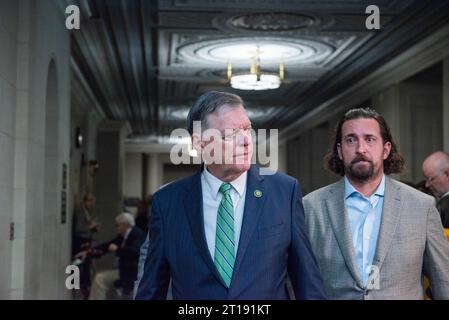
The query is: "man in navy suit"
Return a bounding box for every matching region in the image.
[134,91,326,300]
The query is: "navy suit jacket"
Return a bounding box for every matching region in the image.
[134,165,326,300]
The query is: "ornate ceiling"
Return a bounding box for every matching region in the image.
[64,0,449,141]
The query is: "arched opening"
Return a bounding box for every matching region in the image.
[40,59,61,298]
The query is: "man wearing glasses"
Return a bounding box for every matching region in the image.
[134,91,326,300]
[423,151,449,228]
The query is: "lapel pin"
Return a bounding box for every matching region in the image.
[254,190,262,198]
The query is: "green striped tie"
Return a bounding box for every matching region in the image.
[214,183,235,288]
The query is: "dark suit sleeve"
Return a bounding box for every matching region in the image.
[116,230,144,260]
[288,179,327,300]
[93,238,119,256]
[134,195,170,300]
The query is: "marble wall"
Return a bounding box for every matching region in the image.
[0,0,18,300]
[124,153,143,200]
[0,0,71,299]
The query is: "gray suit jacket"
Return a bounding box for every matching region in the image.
[303,177,449,300]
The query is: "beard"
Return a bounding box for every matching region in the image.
[345,155,375,181]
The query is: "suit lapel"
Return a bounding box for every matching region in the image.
[232,166,267,280]
[325,179,363,286]
[183,170,227,287]
[372,177,402,270]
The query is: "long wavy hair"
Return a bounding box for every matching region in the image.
[325,108,405,176]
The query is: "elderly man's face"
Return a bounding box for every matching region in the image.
[423,162,449,198]
[115,221,128,236]
[201,104,253,177]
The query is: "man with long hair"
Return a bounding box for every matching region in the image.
[303,108,449,299]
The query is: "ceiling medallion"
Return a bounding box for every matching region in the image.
[229,12,317,32]
[178,38,333,67]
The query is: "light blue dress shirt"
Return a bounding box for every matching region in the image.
[344,175,385,286]
[201,167,247,260]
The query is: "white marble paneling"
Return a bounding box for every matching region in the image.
[0,1,18,36]
[10,237,25,290]
[0,134,14,188]
[0,77,16,137]
[124,153,142,198]
[0,24,17,84]
[0,186,13,233]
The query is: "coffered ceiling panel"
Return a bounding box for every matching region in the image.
[65,0,449,140]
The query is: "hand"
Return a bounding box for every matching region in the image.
[80,241,91,250]
[108,243,119,252]
[74,251,88,261]
[89,220,101,231]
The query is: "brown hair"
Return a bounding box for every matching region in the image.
[325,108,405,176]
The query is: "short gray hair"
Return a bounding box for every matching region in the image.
[186,91,246,135]
[116,212,135,227]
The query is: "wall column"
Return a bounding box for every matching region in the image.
[146,153,163,194]
[95,121,131,270]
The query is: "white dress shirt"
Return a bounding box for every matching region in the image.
[201,167,247,260]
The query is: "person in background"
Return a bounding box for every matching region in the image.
[72,193,100,299]
[73,194,100,252]
[414,180,433,196]
[422,151,449,229]
[76,213,145,299]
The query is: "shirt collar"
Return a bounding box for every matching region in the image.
[441,191,449,199]
[203,166,247,199]
[344,174,386,200]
